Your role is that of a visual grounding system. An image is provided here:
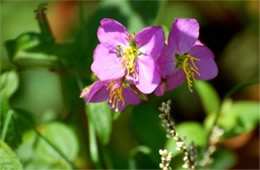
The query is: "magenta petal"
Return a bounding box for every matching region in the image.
[119,87,140,111]
[188,45,218,80]
[154,81,167,96]
[167,69,186,90]
[91,44,124,80]
[86,81,110,104]
[97,18,128,50]
[135,26,165,58]
[168,18,199,54]
[123,87,140,105]
[194,40,204,46]
[135,55,161,94]
[157,45,176,78]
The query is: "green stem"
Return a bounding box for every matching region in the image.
[201,78,259,169]
[34,3,54,41]
[207,77,259,145]
[224,78,259,99]
[1,110,14,141]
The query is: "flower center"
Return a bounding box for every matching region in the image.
[175,53,201,92]
[106,81,126,112]
[117,45,141,81]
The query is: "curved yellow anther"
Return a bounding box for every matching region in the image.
[106,81,125,111]
[181,54,201,92]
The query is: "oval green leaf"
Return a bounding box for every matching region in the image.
[0,139,23,170]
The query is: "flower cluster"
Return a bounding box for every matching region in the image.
[158,100,197,170]
[80,18,218,111]
[200,126,224,168]
[159,149,173,170]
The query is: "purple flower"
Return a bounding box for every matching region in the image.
[155,18,218,95]
[91,18,165,94]
[80,79,140,112]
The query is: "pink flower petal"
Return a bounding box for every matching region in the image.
[135,26,165,58]
[157,45,176,78]
[135,55,161,94]
[91,44,125,80]
[154,81,167,96]
[168,18,199,54]
[188,45,218,80]
[97,18,129,51]
[85,80,110,104]
[167,69,186,90]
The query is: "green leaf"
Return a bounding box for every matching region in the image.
[10,68,66,122]
[0,98,34,148]
[133,105,166,153]
[209,149,237,169]
[113,111,121,120]
[5,33,62,68]
[128,0,162,25]
[165,122,207,157]
[234,101,259,130]
[86,102,112,145]
[204,100,260,138]
[1,110,14,141]
[162,25,170,37]
[88,121,100,166]
[0,139,23,170]
[0,95,10,141]
[0,95,10,117]
[36,122,78,162]
[129,145,151,157]
[16,122,78,169]
[195,81,220,115]
[0,70,19,98]
[129,145,151,169]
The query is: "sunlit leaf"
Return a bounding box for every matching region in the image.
[88,121,99,165]
[5,33,63,68]
[36,122,79,162]
[195,81,220,115]
[86,102,112,145]
[165,122,207,157]
[0,139,23,170]
[0,70,19,98]
[16,122,78,169]
[162,25,170,37]
[0,95,10,116]
[204,99,260,138]
[113,111,121,120]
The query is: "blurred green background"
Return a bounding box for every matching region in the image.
[0,0,259,169]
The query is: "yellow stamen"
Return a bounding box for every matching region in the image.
[180,54,201,92]
[121,46,139,81]
[106,81,126,111]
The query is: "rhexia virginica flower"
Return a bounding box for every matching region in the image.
[80,79,140,112]
[91,18,165,94]
[155,18,218,95]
